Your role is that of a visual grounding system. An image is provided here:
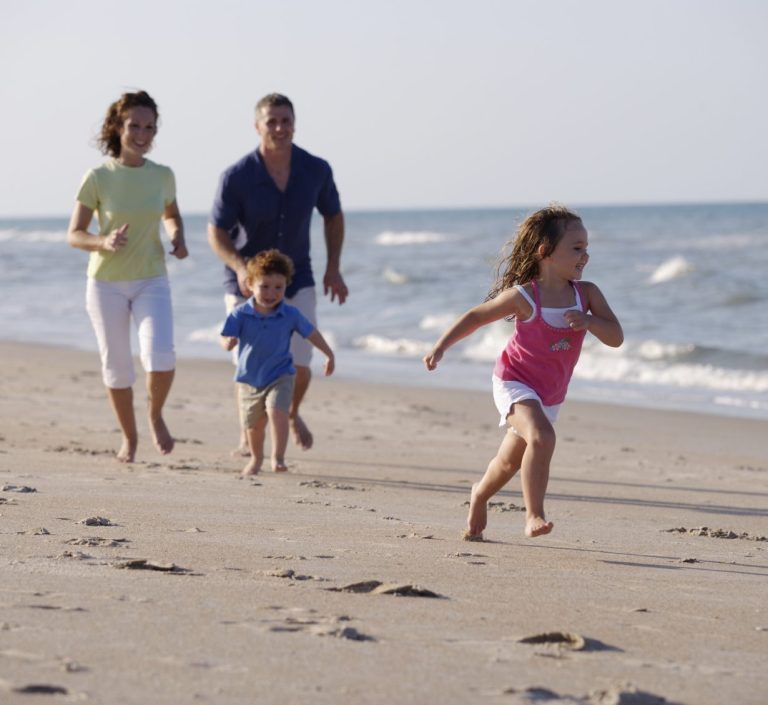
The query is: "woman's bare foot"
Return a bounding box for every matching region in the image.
[149,416,175,455]
[241,458,262,476]
[290,414,313,450]
[116,437,137,463]
[272,459,288,473]
[466,483,488,538]
[525,516,554,538]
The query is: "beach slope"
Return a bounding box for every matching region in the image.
[0,342,766,704]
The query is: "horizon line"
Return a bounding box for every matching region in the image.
[2,197,767,221]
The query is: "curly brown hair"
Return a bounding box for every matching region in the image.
[246,249,295,284]
[97,90,158,158]
[488,203,582,300]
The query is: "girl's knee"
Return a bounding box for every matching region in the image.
[529,425,556,452]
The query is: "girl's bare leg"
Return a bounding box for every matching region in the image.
[106,386,138,463]
[147,370,175,455]
[243,415,267,476]
[467,428,526,537]
[267,407,290,472]
[509,401,556,537]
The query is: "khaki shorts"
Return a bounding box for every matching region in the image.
[225,287,317,367]
[238,374,295,428]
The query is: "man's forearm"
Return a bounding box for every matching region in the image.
[207,224,245,272]
[323,212,345,271]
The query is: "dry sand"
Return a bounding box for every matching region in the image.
[1,341,766,705]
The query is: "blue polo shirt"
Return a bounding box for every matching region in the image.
[221,300,315,388]
[210,144,342,298]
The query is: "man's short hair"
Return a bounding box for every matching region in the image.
[255,93,294,118]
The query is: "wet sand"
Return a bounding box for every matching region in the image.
[1,341,766,704]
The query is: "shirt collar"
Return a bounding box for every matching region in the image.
[244,299,286,318]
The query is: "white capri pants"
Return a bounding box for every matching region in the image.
[86,275,176,388]
[224,286,317,367]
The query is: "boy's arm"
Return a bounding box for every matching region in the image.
[306,329,335,376]
[220,336,237,351]
[564,282,623,347]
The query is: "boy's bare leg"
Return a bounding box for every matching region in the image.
[511,402,556,537]
[106,386,138,463]
[267,407,290,472]
[243,416,267,476]
[289,365,313,450]
[467,427,526,537]
[232,383,250,457]
[147,370,175,455]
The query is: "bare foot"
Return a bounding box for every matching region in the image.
[466,483,487,538]
[525,516,554,538]
[272,460,288,473]
[241,458,262,477]
[230,444,251,458]
[116,437,137,464]
[290,415,313,450]
[149,416,175,456]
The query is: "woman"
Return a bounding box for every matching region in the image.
[67,90,187,463]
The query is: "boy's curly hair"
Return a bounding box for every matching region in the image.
[246,249,294,284]
[488,203,582,299]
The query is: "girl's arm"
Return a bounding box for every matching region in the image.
[424,287,525,370]
[67,202,128,252]
[564,282,623,347]
[163,200,188,259]
[307,329,335,376]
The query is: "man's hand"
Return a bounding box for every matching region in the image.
[323,270,348,305]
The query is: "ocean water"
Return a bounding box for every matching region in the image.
[2,203,767,420]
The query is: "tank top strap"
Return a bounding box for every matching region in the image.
[571,280,584,311]
[529,279,542,320]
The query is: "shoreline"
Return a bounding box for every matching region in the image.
[3,338,767,425]
[1,341,766,704]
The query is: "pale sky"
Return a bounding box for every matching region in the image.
[1,0,766,217]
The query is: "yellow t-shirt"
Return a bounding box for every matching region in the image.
[76,159,176,281]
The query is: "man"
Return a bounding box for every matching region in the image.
[208,93,347,452]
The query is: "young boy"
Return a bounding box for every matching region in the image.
[220,249,335,476]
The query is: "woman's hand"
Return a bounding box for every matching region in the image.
[101,224,129,252]
[169,236,188,259]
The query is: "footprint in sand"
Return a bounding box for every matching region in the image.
[262,611,375,641]
[78,516,116,527]
[65,537,129,547]
[517,632,619,653]
[13,685,70,695]
[2,484,36,493]
[112,559,190,573]
[664,526,767,541]
[327,580,444,598]
[263,568,326,582]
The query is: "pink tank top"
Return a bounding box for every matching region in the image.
[493,280,586,406]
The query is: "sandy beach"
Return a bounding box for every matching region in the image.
[0,340,766,704]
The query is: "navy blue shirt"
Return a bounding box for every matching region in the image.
[221,300,315,388]
[210,145,342,298]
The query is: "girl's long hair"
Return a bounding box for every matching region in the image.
[488,203,582,300]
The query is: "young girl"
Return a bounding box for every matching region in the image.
[67,91,188,463]
[424,204,623,539]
